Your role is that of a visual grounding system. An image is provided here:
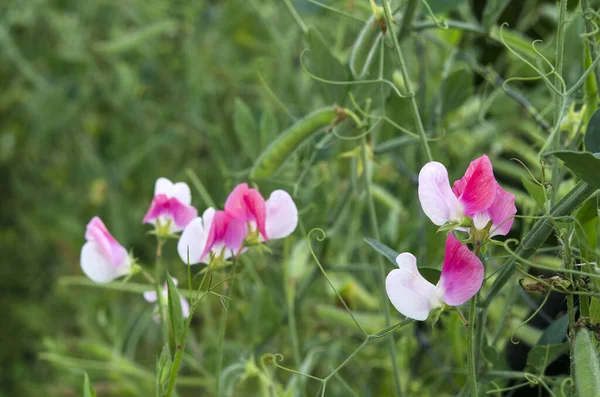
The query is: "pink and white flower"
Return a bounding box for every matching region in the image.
[177,184,298,265]
[80,217,132,283]
[418,155,516,236]
[385,233,484,321]
[143,278,190,321]
[143,178,197,233]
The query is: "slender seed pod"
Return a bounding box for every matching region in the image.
[349,15,382,79]
[250,107,339,179]
[575,328,600,397]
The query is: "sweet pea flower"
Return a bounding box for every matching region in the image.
[177,185,298,265]
[418,155,516,237]
[81,217,132,283]
[385,233,484,321]
[143,278,190,321]
[143,178,198,233]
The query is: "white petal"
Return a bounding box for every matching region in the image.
[154,177,174,196]
[177,217,209,265]
[170,182,192,205]
[395,253,418,272]
[143,291,158,302]
[418,162,463,226]
[385,267,440,321]
[81,242,131,283]
[265,190,298,239]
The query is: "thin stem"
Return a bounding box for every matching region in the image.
[398,0,419,39]
[551,0,568,204]
[155,238,169,348]
[361,137,403,396]
[466,296,478,397]
[581,0,600,99]
[382,0,433,162]
[283,0,308,35]
[561,230,577,384]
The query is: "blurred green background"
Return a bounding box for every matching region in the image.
[0,0,591,395]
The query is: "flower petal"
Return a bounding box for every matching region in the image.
[244,188,267,240]
[169,200,198,231]
[180,296,191,318]
[224,183,250,220]
[170,182,192,205]
[143,291,158,302]
[200,210,229,260]
[224,183,268,240]
[418,162,463,225]
[85,217,126,267]
[154,177,174,196]
[81,242,131,283]
[438,233,484,306]
[224,218,248,251]
[178,218,207,265]
[488,184,516,237]
[385,253,440,321]
[452,155,496,217]
[265,190,298,239]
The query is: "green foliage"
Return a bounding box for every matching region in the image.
[3,0,600,396]
[574,328,600,397]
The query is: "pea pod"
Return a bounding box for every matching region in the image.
[575,328,600,397]
[349,15,382,79]
[250,107,338,179]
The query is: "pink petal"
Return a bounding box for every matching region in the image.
[385,253,441,321]
[224,183,251,220]
[85,217,127,268]
[488,184,517,237]
[265,190,298,239]
[143,194,197,232]
[223,218,248,252]
[437,234,484,306]
[200,210,229,260]
[224,183,268,240]
[452,155,496,217]
[244,188,268,240]
[418,162,463,225]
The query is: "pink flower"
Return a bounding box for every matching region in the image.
[418,155,516,236]
[385,233,484,321]
[143,278,190,321]
[143,178,198,233]
[177,185,298,265]
[80,217,132,283]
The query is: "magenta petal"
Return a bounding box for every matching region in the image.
[452,155,496,217]
[438,233,484,306]
[224,218,248,251]
[488,184,517,237]
[244,188,267,240]
[85,217,126,267]
[200,210,229,260]
[170,200,198,229]
[143,194,169,224]
[224,183,250,220]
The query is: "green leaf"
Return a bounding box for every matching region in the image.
[364,238,399,265]
[156,344,172,397]
[585,108,600,154]
[521,176,546,210]
[441,66,473,116]
[537,315,568,345]
[306,28,349,105]
[575,329,600,397]
[259,108,278,151]
[526,343,569,374]
[83,373,97,397]
[551,150,600,189]
[576,195,598,256]
[166,273,185,344]
[234,98,260,160]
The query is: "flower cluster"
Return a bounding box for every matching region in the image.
[386,155,516,321]
[80,178,298,313]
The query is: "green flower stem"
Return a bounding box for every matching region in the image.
[398,0,419,39]
[483,181,597,308]
[165,266,211,397]
[361,137,403,396]
[382,0,433,162]
[466,295,478,397]
[155,237,169,348]
[561,229,577,382]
